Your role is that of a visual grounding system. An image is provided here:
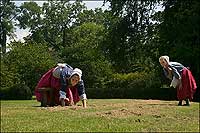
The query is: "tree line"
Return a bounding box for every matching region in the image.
[0,0,199,101]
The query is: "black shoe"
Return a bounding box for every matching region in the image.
[178,101,182,106]
[185,99,190,106]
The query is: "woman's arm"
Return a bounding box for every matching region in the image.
[82,99,87,108]
[163,68,172,80]
[77,80,87,108]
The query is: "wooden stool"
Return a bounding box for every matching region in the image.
[38,87,55,107]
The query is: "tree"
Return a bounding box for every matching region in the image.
[2,42,57,91]
[62,22,113,88]
[0,0,20,54]
[158,0,200,83]
[16,0,86,51]
[75,8,112,28]
[103,0,160,72]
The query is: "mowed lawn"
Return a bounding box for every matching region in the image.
[1,99,199,132]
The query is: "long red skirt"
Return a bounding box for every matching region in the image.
[34,68,80,105]
[177,68,197,101]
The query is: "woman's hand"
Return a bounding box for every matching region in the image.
[69,100,74,106]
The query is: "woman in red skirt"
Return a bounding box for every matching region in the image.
[35,63,87,107]
[159,56,197,106]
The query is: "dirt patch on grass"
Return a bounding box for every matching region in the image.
[94,100,176,118]
[95,107,163,118]
[96,108,142,118]
[39,99,177,118]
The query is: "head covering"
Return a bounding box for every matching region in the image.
[159,55,169,63]
[57,63,67,67]
[71,68,82,81]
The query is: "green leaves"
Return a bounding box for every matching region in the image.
[0,0,19,54]
[17,1,41,29]
[1,42,57,91]
[103,0,160,72]
[16,1,86,50]
[63,22,113,88]
[159,0,200,82]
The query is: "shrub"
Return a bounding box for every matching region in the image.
[0,60,20,89]
[0,84,32,100]
[86,71,177,100]
[2,42,57,92]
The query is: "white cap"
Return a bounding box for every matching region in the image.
[159,55,169,63]
[71,68,82,81]
[57,63,67,67]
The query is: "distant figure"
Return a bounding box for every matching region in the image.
[35,63,87,108]
[159,56,197,106]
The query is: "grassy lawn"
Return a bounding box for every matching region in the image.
[1,99,199,132]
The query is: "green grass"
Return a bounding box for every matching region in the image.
[1,99,199,132]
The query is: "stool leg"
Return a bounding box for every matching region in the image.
[41,91,47,107]
[49,88,55,106]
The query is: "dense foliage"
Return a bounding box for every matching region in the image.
[87,71,172,100]
[0,0,20,54]
[158,0,200,82]
[1,42,57,92]
[62,22,113,88]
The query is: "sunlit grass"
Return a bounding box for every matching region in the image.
[1,99,199,132]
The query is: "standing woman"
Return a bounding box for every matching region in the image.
[159,56,197,106]
[35,63,87,107]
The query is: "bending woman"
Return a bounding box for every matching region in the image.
[35,63,87,107]
[159,56,197,106]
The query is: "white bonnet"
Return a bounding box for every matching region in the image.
[159,55,169,63]
[71,68,82,81]
[57,63,67,67]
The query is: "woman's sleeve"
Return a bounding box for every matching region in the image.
[171,67,181,79]
[60,69,68,92]
[77,80,87,100]
[163,68,168,77]
[163,68,172,80]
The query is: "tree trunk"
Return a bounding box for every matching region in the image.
[2,27,7,54]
